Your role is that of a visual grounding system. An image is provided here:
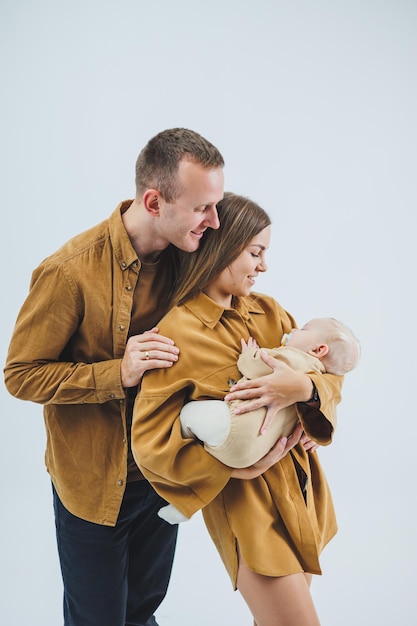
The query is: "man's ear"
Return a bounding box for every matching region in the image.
[142,189,161,216]
[309,344,329,358]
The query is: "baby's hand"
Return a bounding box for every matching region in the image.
[240,336,259,353]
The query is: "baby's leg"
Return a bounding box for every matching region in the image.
[158,504,189,525]
[180,400,231,446]
[157,400,231,525]
[205,401,299,468]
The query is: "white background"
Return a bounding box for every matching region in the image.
[1,1,416,624]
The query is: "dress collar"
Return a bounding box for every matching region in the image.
[183,292,266,329]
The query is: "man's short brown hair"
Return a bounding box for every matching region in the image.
[135,128,225,202]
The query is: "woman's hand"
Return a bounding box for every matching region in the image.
[121,327,179,388]
[230,423,303,479]
[301,431,320,453]
[225,350,313,434]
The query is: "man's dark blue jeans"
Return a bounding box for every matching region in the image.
[53,480,178,626]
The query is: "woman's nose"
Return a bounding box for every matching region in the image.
[258,258,268,272]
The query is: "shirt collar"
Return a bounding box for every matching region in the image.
[108,200,139,271]
[183,292,266,329]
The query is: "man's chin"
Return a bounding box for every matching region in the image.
[183,237,201,252]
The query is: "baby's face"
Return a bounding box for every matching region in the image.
[282,319,329,354]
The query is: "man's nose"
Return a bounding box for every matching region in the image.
[204,206,220,229]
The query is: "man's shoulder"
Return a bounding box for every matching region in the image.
[37,203,129,270]
[39,217,111,269]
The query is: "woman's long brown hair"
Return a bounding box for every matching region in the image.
[170,192,271,307]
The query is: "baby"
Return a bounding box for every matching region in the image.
[159,317,360,524]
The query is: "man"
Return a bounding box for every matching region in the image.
[4,128,225,626]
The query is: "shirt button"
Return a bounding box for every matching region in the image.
[109,393,115,398]
[125,285,132,291]
[117,479,124,486]
[119,324,126,331]
[121,262,127,268]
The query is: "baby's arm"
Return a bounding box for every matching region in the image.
[241,336,259,352]
[237,343,277,380]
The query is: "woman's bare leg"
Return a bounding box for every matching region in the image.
[237,559,320,626]
[251,575,312,624]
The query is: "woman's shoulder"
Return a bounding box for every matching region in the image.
[247,292,296,327]
[156,301,203,335]
[248,291,285,312]
[159,293,224,331]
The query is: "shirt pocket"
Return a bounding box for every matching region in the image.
[195,364,241,399]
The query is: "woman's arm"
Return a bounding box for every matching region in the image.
[225,350,342,444]
[132,382,233,519]
[132,372,303,516]
[225,351,313,416]
[297,369,342,444]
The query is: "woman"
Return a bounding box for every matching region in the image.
[132,192,342,626]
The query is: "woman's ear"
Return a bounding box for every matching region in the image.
[309,344,329,359]
[143,189,161,216]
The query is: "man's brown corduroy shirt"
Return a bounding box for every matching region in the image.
[4,201,175,526]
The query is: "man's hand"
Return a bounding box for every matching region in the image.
[121,327,179,388]
[230,423,303,479]
[225,350,313,434]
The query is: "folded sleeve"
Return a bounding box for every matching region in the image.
[132,380,233,518]
[297,372,343,445]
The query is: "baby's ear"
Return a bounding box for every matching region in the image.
[310,344,329,358]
